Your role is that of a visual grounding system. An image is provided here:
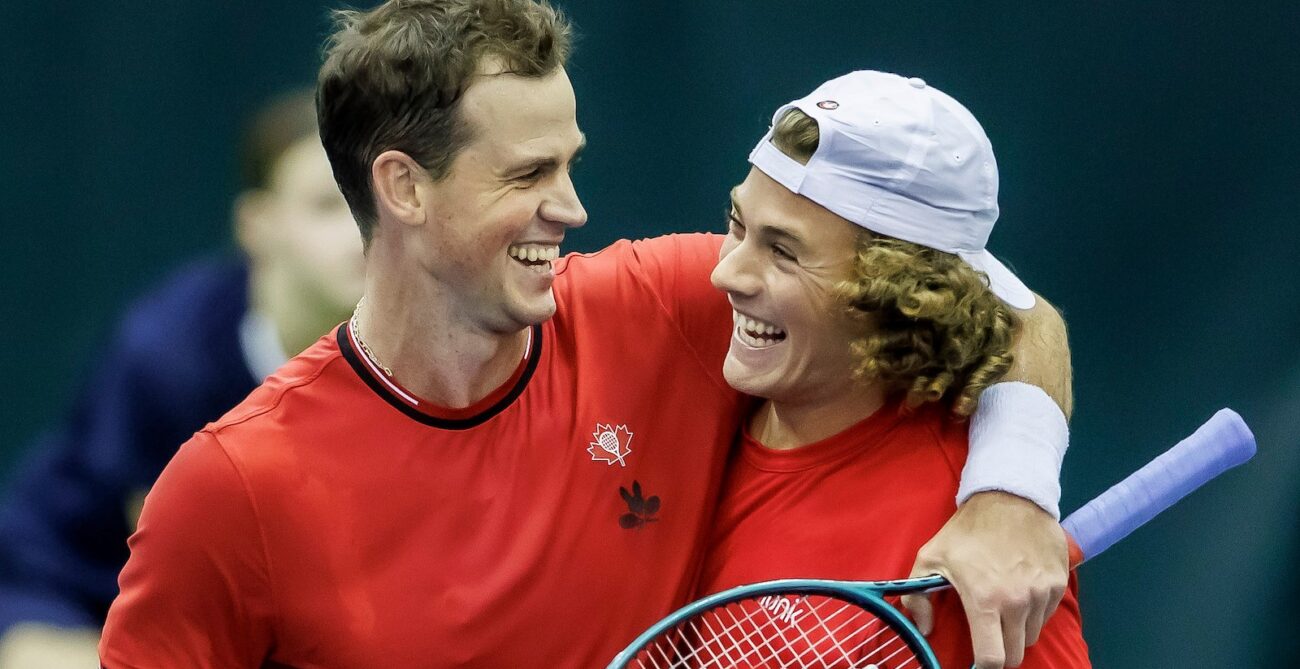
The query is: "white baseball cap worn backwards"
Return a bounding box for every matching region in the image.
[749,70,1035,310]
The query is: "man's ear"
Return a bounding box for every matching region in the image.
[233,189,273,260]
[371,150,429,228]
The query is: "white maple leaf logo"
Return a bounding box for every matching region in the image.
[588,423,633,467]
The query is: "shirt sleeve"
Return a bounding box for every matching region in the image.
[559,233,734,385]
[625,234,729,336]
[99,431,274,668]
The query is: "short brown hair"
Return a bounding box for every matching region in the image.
[317,0,573,244]
[239,88,319,191]
[771,109,1020,416]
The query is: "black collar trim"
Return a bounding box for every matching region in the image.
[336,322,542,430]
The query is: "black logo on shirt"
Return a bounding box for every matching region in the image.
[618,480,660,529]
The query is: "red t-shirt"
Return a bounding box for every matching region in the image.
[697,401,1090,668]
[100,234,747,668]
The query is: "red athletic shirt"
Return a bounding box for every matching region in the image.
[100,234,746,668]
[697,401,1090,668]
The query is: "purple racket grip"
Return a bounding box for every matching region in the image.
[1061,408,1256,564]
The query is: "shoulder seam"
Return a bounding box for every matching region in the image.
[210,354,342,433]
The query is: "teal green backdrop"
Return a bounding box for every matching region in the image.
[3,1,1297,665]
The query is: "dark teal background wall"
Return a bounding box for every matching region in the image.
[3,1,1298,665]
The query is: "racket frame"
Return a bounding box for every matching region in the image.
[611,576,948,669]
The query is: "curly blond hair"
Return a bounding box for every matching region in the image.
[771,108,1019,416]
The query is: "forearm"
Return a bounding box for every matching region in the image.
[958,293,1073,518]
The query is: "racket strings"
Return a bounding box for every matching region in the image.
[629,594,924,668]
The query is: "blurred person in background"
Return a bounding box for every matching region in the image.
[0,88,365,667]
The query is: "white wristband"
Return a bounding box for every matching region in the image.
[957,381,1069,519]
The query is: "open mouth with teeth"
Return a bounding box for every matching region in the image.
[734,311,788,348]
[508,244,560,273]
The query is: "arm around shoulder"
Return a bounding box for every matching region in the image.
[100,431,274,669]
[906,294,1075,669]
[959,293,1073,517]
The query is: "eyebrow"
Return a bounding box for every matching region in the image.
[728,187,807,250]
[505,134,587,177]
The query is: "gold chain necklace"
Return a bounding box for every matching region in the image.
[349,299,394,377]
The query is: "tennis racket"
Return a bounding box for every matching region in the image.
[608,408,1256,669]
